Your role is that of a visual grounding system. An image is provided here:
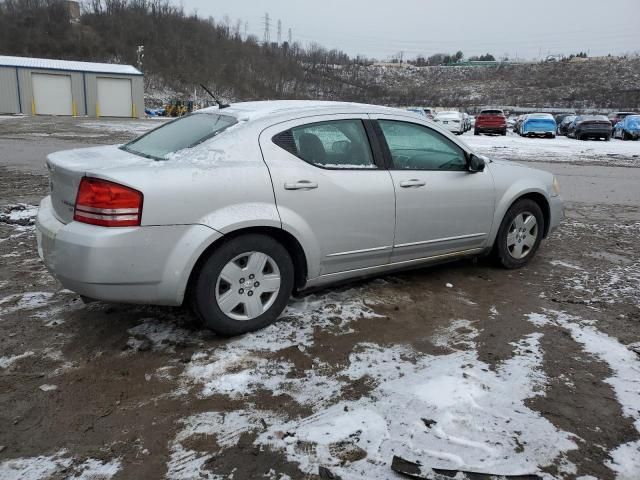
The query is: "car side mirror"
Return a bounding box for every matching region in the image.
[468,154,485,173]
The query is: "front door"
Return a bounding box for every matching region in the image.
[372,115,495,263]
[259,114,395,278]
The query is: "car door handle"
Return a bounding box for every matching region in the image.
[399,179,426,188]
[284,180,318,190]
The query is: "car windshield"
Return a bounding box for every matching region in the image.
[122,112,237,160]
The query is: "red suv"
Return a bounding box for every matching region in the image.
[474,109,507,136]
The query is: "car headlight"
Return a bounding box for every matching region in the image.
[551,176,561,197]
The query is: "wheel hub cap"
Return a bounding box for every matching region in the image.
[506,212,538,260]
[215,251,281,321]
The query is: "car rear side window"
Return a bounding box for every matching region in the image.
[273,119,375,169]
[378,120,467,171]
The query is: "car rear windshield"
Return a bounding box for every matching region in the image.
[122,112,237,160]
[580,115,608,122]
[480,110,503,115]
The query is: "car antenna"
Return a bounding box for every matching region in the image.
[200,84,230,109]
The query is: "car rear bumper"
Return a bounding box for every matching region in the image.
[578,128,610,136]
[475,125,506,132]
[36,196,222,306]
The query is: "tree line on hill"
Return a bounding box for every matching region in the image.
[0,0,378,101]
[0,0,636,109]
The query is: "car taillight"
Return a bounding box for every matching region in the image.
[74,177,143,227]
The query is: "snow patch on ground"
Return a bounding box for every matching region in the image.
[564,262,640,308]
[463,132,640,167]
[0,451,121,480]
[0,291,56,316]
[527,310,640,478]
[549,260,584,270]
[0,350,34,369]
[172,308,576,478]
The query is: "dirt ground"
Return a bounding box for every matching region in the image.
[1,116,639,480]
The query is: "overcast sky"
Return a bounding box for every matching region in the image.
[179,0,639,60]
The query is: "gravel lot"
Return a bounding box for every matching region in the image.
[1,116,639,480]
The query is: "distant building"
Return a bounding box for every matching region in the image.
[65,1,81,23]
[0,55,144,118]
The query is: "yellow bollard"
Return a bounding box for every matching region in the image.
[96,103,100,118]
[72,101,78,117]
[132,103,137,118]
[31,100,35,115]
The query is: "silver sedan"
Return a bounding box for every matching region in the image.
[36,101,563,335]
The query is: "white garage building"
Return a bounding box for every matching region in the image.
[0,55,144,118]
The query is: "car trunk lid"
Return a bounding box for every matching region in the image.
[46,145,151,224]
[476,114,505,127]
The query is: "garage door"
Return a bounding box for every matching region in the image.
[97,77,132,117]
[32,73,73,116]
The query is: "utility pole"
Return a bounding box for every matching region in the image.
[262,13,271,45]
[244,21,248,40]
[400,51,404,64]
[288,28,292,45]
[136,45,144,72]
[277,19,282,45]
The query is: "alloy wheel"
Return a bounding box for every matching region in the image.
[506,212,538,259]
[215,251,281,321]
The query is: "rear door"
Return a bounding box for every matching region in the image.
[259,114,395,278]
[371,114,495,262]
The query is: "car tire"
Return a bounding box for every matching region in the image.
[474,129,480,136]
[605,135,611,141]
[622,131,629,141]
[501,129,507,136]
[494,199,544,269]
[191,234,294,336]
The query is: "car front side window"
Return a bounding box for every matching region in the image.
[378,120,467,171]
[273,119,376,169]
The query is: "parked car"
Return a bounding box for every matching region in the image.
[568,115,612,140]
[513,115,525,133]
[608,111,638,128]
[556,115,577,136]
[519,113,557,138]
[434,111,465,135]
[474,109,507,135]
[36,101,563,335]
[422,107,436,119]
[612,114,640,140]
[462,113,471,132]
[406,107,428,119]
[554,113,576,125]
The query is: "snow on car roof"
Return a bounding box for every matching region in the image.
[199,100,403,121]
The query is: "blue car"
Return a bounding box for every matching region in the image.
[613,114,640,140]
[519,113,557,138]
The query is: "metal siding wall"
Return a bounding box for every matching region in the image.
[132,76,144,118]
[85,73,98,117]
[0,66,20,114]
[5,68,143,117]
[15,68,84,116]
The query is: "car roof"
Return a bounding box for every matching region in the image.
[199,100,404,123]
